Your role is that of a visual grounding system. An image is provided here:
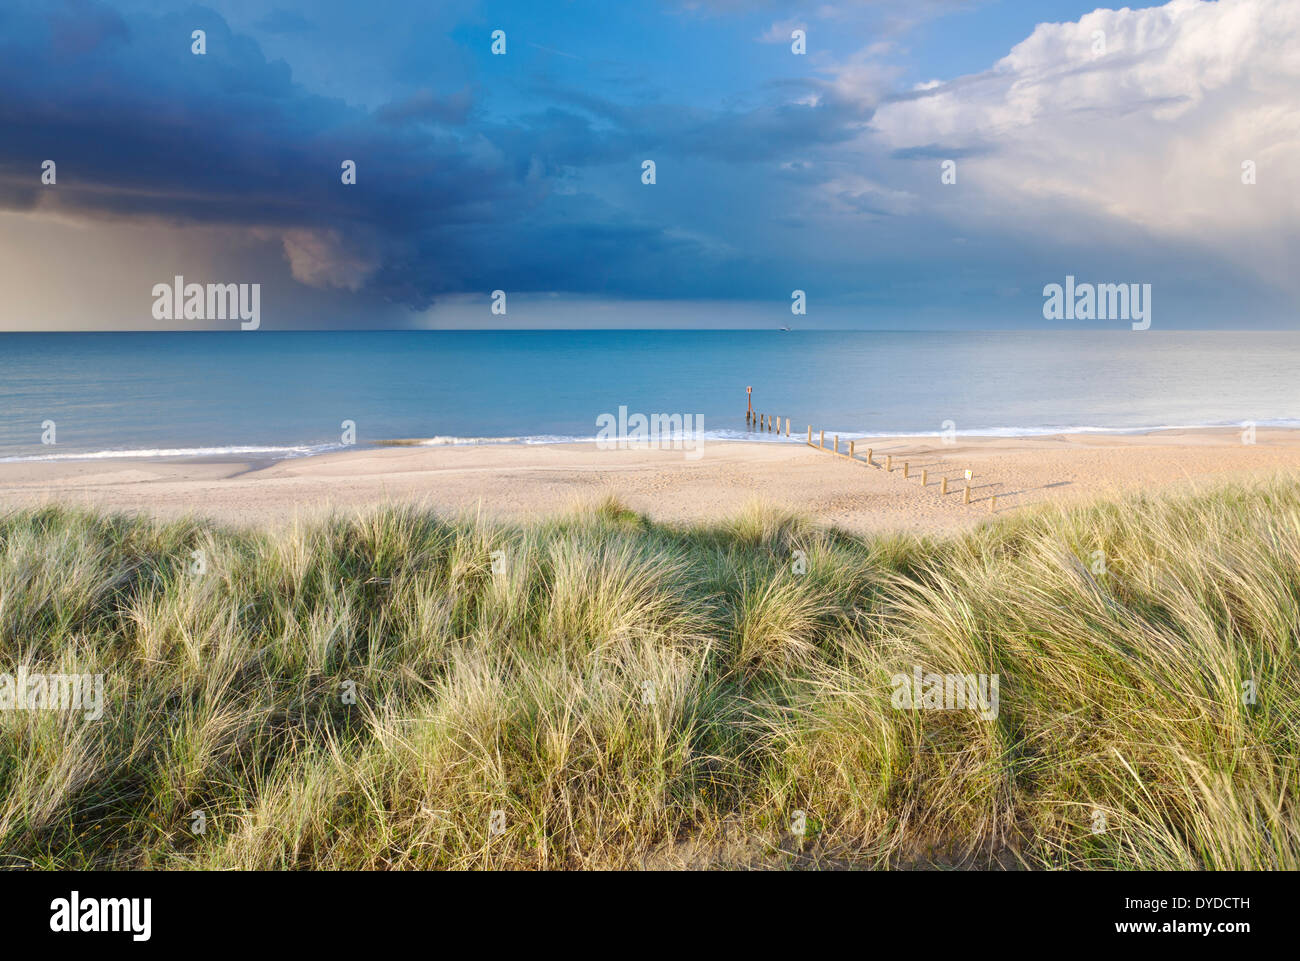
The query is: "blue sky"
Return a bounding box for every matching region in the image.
[1,0,1296,329]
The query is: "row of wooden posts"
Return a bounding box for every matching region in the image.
[804,423,996,513]
[746,409,790,436]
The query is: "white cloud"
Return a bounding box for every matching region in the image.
[822,173,916,217]
[868,0,1300,288]
[822,54,902,112]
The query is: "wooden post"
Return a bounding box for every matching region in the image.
[849,440,855,460]
[819,429,825,449]
[989,495,997,514]
[903,462,909,479]
[886,455,892,472]
[785,418,790,437]
[964,484,971,505]
[866,448,872,465]
[921,469,928,487]
[807,425,812,444]
[941,477,948,495]
[834,434,839,454]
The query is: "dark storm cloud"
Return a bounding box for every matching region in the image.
[0,1,523,307]
[0,0,860,310]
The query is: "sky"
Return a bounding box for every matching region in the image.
[1,0,1297,330]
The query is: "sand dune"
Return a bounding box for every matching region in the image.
[2,427,1299,534]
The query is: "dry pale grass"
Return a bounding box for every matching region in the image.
[0,482,1296,869]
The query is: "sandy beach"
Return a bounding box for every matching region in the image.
[2,427,1298,534]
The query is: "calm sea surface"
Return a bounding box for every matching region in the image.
[1,330,1298,460]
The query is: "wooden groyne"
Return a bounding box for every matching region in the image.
[745,390,998,512]
[744,390,999,512]
[802,422,998,511]
[745,403,790,437]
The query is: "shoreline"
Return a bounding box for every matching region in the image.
[0,421,1293,465]
[2,426,1299,535]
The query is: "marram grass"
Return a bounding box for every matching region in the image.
[0,484,1296,869]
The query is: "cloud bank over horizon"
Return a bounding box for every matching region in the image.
[0,0,1296,329]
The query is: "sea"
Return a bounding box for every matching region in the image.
[1,329,1297,461]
